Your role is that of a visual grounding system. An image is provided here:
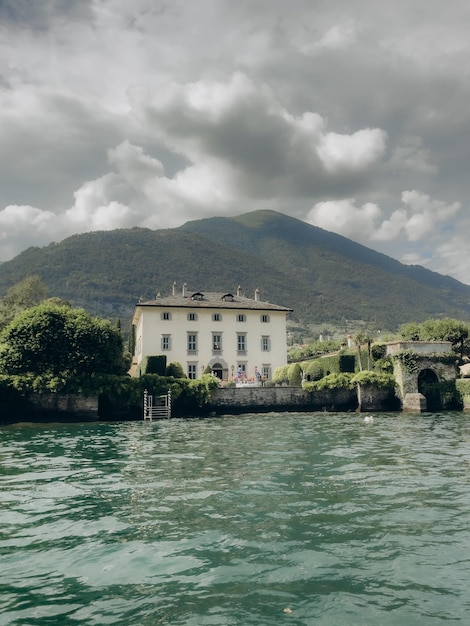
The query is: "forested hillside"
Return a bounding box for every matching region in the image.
[0,210,469,330]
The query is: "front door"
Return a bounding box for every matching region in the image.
[212,363,223,379]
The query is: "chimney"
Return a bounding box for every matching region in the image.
[254,288,260,301]
[172,281,177,296]
[182,282,187,297]
[236,285,242,296]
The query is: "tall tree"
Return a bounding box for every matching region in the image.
[0,276,48,330]
[0,302,130,379]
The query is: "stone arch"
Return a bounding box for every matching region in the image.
[208,357,229,380]
[417,368,441,411]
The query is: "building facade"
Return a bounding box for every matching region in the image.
[131,284,292,381]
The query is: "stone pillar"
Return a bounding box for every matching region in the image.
[402,392,427,412]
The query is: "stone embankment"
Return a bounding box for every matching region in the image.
[0,384,407,424]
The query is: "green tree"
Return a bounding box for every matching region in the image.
[399,318,470,361]
[0,302,130,382]
[166,361,186,378]
[0,276,48,330]
[354,332,366,371]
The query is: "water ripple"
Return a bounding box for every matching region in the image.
[1,413,470,624]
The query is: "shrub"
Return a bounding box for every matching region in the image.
[187,374,219,407]
[138,355,167,376]
[273,364,289,384]
[288,362,302,386]
[351,371,395,389]
[302,372,353,391]
[371,343,387,360]
[302,360,323,381]
[166,361,186,378]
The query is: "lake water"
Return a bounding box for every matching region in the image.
[1,412,470,625]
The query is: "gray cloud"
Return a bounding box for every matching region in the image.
[0,0,470,284]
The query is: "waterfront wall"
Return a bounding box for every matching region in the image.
[206,386,359,414]
[0,385,409,424]
[1,394,99,423]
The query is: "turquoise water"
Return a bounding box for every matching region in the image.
[1,412,470,625]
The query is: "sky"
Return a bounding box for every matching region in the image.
[1,0,470,284]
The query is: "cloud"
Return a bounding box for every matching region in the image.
[130,72,388,200]
[318,128,387,173]
[1,0,470,284]
[400,190,461,241]
[306,199,382,240]
[0,205,56,259]
[306,190,462,251]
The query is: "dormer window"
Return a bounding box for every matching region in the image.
[191,292,204,301]
[222,293,234,302]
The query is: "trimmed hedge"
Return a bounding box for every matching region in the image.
[137,355,167,376]
[304,353,355,377]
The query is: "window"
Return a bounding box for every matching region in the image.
[261,336,271,352]
[212,333,222,351]
[262,365,271,380]
[161,335,171,351]
[161,311,171,320]
[188,364,197,379]
[187,333,198,352]
[237,363,247,378]
[187,312,198,321]
[237,314,246,322]
[237,333,246,353]
[212,313,222,322]
[261,314,270,323]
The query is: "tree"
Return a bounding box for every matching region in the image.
[399,318,470,361]
[354,332,366,371]
[0,276,48,330]
[0,302,130,381]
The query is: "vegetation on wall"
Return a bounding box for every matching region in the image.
[302,373,354,392]
[350,371,396,389]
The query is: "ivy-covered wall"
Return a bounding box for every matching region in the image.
[392,351,458,406]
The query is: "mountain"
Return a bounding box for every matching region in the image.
[0,210,469,330]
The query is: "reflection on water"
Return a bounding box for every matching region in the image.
[1,412,470,625]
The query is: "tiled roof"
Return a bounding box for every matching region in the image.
[136,291,292,312]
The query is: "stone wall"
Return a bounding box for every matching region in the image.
[1,394,99,423]
[206,386,358,414]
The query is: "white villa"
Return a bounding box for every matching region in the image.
[131,283,292,382]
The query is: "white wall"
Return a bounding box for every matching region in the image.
[134,305,288,380]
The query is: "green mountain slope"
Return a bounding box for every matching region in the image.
[0,210,469,329]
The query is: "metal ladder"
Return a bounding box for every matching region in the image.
[143,389,172,419]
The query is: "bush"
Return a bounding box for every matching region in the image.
[288,362,302,386]
[303,372,353,392]
[301,360,323,381]
[351,371,395,389]
[166,361,186,378]
[371,343,387,360]
[187,374,219,407]
[138,355,167,376]
[273,364,289,384]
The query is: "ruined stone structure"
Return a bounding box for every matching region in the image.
[386,341,459,411]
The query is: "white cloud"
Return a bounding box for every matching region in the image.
[372,209,408,241]
[401,190,461,241]
[306,199,382,240]
[318,128,387,173]
[0,205,56,260]
[306,190,462,254]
